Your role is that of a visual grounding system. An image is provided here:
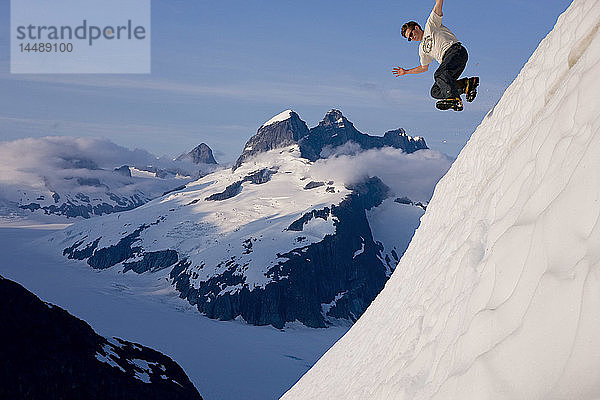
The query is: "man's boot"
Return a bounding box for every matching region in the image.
[436,97,463,111]
[457,78,468,94]
[465,77,479,102]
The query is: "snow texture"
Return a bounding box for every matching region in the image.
[282,1,600,399]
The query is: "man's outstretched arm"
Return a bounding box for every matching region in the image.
[434,0,443,16]
[392,64,429,77]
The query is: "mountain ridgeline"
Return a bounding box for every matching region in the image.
[234,109,427,168]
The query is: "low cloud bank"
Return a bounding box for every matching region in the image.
[0,136,218,205]
[309,145,454,202]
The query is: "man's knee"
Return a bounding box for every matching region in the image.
[434,67,445,80]
[431,84,444,99]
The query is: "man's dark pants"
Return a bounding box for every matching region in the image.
[431,43,468,99]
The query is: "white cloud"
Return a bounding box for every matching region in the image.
[309,147,453,202]
[319,141,363,158]
[0,136,219,205]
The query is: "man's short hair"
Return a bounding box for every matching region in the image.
[401,21,420,38]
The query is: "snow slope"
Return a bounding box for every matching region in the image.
[282,0,600,398]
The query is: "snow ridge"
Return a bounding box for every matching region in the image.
[282,0,600,399]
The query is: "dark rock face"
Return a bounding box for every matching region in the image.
[0,275,202,400]
[299,110,428,161]
[234,111,310,169]
[63,218,170,272]
[123,250,179,274]
[114,165,133,177]
[287,207,331,232]
[177,143,218,165]
[20,193,148,218]
[170,177,391,329]
[205,168,277,201]
[303,181,325,190]
[162,185,187,197]
[244,168,277,184]
[63,237,101,260]
[394,196,428,211]
[205,181,243,201]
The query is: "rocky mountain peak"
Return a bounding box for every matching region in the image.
[233,110,310,169]
[319,109,348,128]
[177,143,217,165]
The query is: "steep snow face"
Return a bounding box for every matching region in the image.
[283,1,600,399]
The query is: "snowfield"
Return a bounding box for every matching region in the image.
[282,0,600,399]
[52,145,351,290]
[48,137,450,329]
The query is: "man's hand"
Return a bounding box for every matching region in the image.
[393,64,429,77]
[392,66,408,77]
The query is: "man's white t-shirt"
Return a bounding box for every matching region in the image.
[419,10,459,66]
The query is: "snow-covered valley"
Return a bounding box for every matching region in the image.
[0,226,347,399]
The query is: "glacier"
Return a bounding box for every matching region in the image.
[282,0,600,398]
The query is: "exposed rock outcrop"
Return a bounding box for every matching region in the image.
[0,275,202,400]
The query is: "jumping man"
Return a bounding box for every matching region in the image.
[393,0,478,111]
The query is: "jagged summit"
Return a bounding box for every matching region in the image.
[176,143,217,165]
[234,110,310,169]
[299,110,427,161]
[235,109,428,167]
[318,109,350,128]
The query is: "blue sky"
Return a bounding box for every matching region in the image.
[0,0,572,163]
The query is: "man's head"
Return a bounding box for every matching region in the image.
[401,21,423,42]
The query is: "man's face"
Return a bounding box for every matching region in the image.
[405,25,423,42]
